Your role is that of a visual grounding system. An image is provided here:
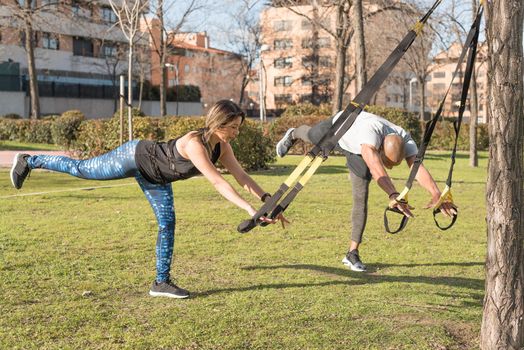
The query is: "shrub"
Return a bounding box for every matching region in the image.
[73,120,110,158]
[2,113,22,119]
[51,110,85,148]
[165,117,206,139]
[231,119,275,170]
[365,105,422,144]
[280,103,331,119]
[25,120,53,144]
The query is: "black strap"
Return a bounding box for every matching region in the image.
[237,0,444,233]
[384,207,410,234]
[384,8,482,234]
[433,207,459,230]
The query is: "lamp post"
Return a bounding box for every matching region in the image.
[409,77,417,112]
[165,63,179,116]
[258,44,270,123]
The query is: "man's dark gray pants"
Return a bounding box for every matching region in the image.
[294,117,371,244]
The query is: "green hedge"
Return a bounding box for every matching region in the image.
[73,116,274,170]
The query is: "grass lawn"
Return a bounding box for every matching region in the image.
[0,152,487,350]
[0,141,62,151]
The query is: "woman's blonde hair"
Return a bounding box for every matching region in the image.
[203,100,245,141]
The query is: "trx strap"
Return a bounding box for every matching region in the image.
[384,7,483,234]
[237,0,444,233]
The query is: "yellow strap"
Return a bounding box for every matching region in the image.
[298,156,324,186]
[434,185,454,209]
[284,155,314,187]
[350,101,367,110]
[412,22,424,35]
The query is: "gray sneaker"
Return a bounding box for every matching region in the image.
[149,280,190,299]
[276,128,296,158]
[10,153,31,190]
[342,250,367,272]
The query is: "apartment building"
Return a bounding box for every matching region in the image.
[426,42,488,123]
[142,18,244,112]
[250,0,416,113]
[0,0,151,117]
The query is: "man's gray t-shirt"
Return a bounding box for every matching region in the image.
[332,110,418,158]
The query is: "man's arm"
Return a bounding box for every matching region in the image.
[361,144,413,217]
[405,155,457,217]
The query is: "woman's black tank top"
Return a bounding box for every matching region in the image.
[135,132,221,184]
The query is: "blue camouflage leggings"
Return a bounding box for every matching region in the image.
[27,140,175,282]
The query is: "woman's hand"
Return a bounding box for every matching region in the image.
[276,213,290,229]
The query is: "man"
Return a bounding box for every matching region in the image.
[276,110,456,272]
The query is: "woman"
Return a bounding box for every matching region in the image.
[10,100,285,299]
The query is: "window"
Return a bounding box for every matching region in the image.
[274,57,292,69]
[42,33,59,50]
[318,37,330,48]
[274,94,293,105]
[301,37,330,49]
[433,71,446,78]
[184,64,190,73]
[101,44,117,57]
[273,20,292,32]
[274,76,293,87]
[301,55,316,68]
[73,37,94,57]
[101,7,117,23]
[319,56,331,67]
[432,83,446,91]
[301,19,312,30]
[301,77,312,86]
[274,39,293,50]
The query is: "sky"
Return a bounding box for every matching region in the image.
[161,0,482,52]
[161,0,266,51]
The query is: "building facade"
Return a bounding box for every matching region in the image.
[0,0,151,118]
[250,1,417,114]
[425,42,488,123]
[142,18,245,113]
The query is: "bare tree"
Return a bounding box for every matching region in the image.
[481,0,524,349]
[108,0,148,140]
[142,0,202,116]
[0,0,54,119]
[273,0,405,113]
[352,0,366,90]
[221,0,262,107]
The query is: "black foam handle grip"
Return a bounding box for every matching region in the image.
[237,219,258,233]
[383,207,410,234]
[433,208,458,231]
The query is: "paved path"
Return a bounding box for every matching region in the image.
[0,150,71,168]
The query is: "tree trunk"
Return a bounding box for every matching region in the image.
[418,76,425,121]
[468,0,479,167]
[481,1,524,349]
[127,43,134,140]
[24,16,40,119]
[157,0,167,117]
[353,0,366,90]
[332,41,346,114]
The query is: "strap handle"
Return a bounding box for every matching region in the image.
[384,207,410,234]
[431,186,458,231]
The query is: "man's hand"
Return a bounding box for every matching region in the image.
[389,198,415,218]
[425,198,458,217]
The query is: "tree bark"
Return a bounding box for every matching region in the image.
[468,0,479,167]
[353,0,366,91]
[481,1,524,349]
[23,5,40,119]
[157,0,167,117]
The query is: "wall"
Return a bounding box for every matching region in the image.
[0,92,203,118]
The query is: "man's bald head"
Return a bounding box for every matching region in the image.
[381,134,404,168]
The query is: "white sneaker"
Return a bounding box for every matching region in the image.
[276,128,296,158]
